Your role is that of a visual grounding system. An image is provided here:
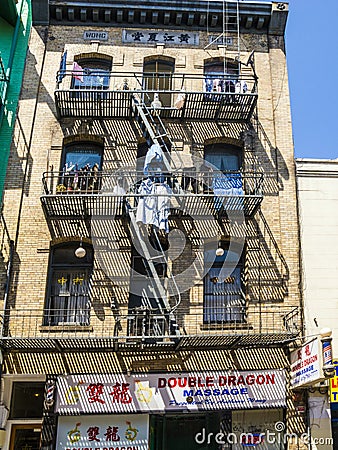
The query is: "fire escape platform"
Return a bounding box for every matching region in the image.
[54,90,258,123]
[0,333,299,353]
[40,193,263,221]
[0,307,300,352]
[41,170,264,222]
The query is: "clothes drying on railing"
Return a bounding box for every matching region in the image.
[174,91,186,110]
[212,172,244,211]
[136,177,172,233]
[235,80,248,94]
[60,162,100,192]
[143,144,165,176]
[72,61,84,82]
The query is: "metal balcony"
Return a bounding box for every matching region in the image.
[54,72,258,123]
[40,170,263,222]
[0,305,300,352]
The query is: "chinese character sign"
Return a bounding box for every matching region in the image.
[56,415,148,450]
[55,371,286,414]
[290,338,323,388]
[122,29,199,45]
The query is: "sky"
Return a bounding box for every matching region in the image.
[284,0,338,159]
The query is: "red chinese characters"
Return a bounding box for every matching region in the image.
[86,383,105,404]
[87,426,100,442]
[109,382,132,404]
[105,426,120,441]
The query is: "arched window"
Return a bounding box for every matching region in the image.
[72,53,112,90]
[204,57,239,94]
[44,242,93,326]
[59,137,104,192]
[204,141,242,172]
[143,56,175,107]
[204,241,245,324]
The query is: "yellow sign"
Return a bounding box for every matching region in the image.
[329,360,338,402]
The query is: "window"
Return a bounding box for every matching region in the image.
[204,142,242,172]
[203,243,246,323]
[143,56,175,107]
[203,142,244,203]
[203,58,247,103]
[9,382,44,419]
[59,140,103,192]
[9,426,41,450]
[72,54,112,90]
[204,58,239,95]
[44,243,93,326]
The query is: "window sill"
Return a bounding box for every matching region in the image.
[39,324,93,333]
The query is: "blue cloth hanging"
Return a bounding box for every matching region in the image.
[57,50,67,83]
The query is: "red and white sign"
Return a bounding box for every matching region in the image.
[290,338,324,388]
[55,370,286,414]
[56,414,148,450]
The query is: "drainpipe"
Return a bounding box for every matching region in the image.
[1,239,14,338]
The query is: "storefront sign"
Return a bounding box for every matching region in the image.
[122,29,199,45]
[56,414,148,450]
[55,370,286,414]
[329,360,338,402]
[290,338,323,388]
[83,31,108,41]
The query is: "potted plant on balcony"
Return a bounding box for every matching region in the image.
[56,184,67,194]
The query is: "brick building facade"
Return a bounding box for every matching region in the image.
[0,1,305,449]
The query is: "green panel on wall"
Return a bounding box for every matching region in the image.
[0,0,32,204]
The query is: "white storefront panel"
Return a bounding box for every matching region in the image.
[55,370,286,414]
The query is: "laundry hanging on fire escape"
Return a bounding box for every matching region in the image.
[212,172,244,211]
[136,178,172,233]
[143,143,165,176]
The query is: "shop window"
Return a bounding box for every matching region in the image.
[43,243,93,326]
[150,413,230,450]
[9,382,44,419]
[203,242,246,323]
[143,56,175,107]
[71,54,112,90]
[59,141,103,193]
[9,425,41,450]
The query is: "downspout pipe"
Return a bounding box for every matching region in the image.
[1,239,14,338]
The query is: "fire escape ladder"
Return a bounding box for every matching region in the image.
[122,79,186,341]
[128,206,180,338]
[132,96,183,173]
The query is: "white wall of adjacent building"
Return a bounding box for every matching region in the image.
[296,158,338,449]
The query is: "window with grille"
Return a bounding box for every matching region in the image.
[44,243,93,326]
[203,243,246,324]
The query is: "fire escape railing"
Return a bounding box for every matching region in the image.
[54,71,258,121]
